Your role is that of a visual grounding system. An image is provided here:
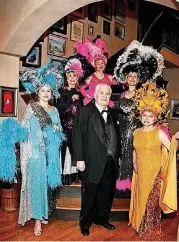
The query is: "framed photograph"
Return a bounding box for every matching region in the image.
[48,34,66,57]
[114,22,125,40]
[88,24,94,36]
[101,0,112,20]
[103,20,111,36]
[128,0,136,12]
[50,16,67,35]
[170,100,179,120]
[70,19,84,42]
[22,44,41,68]
[115,0,126,24]
[72,7,85,19]
[88,2,98,23]
[0,86,18,117]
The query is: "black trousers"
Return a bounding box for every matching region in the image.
[80,156,116,229]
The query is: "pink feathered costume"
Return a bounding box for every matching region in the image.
[80,73,116,107]
[75,39,117,107]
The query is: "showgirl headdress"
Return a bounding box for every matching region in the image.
[134,80,168,121]
[114,40,165,84]
[64,58,83,78]
[74,38,109,67]
[20,56,64,98]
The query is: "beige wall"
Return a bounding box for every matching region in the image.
[164,68,179,134]
[0,54,19,120]
[0,0,102,56]
[145,0,179,10]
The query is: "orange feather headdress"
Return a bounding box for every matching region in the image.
[134,81,169,121]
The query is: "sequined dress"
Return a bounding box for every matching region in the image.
[129,127,177,239]
[18,104,63,225]
[116,97,141,191]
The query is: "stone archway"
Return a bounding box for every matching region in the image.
[0,0,102,57]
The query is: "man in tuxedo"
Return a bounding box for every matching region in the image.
[72,83,120,236]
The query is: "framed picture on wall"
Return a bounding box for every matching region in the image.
[22,44,41,68]
[114,22,125,40]
[115,0,126,24]
[70,19,84,42]
[128,0,136,12]
[101,0,112,20]
[170,100,179,120]
[103,20,111,35]
[0,86,18,117]
[50,16,67,35]
[88,24,94,35]
[88,2,98,23]
[72,7,85,19]
[48,34,66,57]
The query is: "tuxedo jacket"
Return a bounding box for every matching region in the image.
[72,104,120,183]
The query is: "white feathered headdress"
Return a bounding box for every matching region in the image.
[114,40,165,84]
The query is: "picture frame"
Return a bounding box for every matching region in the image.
[47,34,66,57]
[19,70,27,92]
[50,16,67,35]
[103,20,111,36]
[0,86,18,117]
[114,22,125,40]
[115,0,126,24]
[72,7,85,19]
[88,2,98,23]
[22,44,41,68]
[170,100,179,120]
[70,19,84,42]
[101,0,112,20]
[88,24,94,36]
[128,0,136,12]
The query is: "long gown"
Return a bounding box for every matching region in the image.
[18,104,63,225]
[116,96,141,192]
[56,87,83,184]
[129,127,177,239]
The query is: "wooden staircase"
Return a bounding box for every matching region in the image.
[53,183,130,221]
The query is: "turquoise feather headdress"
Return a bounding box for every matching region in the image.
[20,56,64,98]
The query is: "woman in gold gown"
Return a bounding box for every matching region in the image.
[129,81,178,240]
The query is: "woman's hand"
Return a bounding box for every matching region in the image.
[53,125,59,132]
[175,131,179,140]
[133,162,138,174]
[77,161,85,171]
[72,94,79,102]
[133,149,138,174]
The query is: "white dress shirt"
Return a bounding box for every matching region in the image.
[95,102,108,123]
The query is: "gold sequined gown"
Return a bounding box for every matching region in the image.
[129,127,177,239]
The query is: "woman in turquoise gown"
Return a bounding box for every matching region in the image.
[18,60,64,236]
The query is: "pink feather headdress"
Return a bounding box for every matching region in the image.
[74,39,109,67]
[64,58,83,78]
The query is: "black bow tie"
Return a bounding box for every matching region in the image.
[101,110,109,114]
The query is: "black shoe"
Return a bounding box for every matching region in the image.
[95,222,115,230]
[80,227,90,236]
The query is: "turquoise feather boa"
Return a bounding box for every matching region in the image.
[44,126,65,188]
[0,118,28,182]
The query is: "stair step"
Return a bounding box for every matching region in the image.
[58,185,81,198]
[59,183,131,199]
[53,197,130,221]
[56,197,130,211]
[69,182,81,187]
